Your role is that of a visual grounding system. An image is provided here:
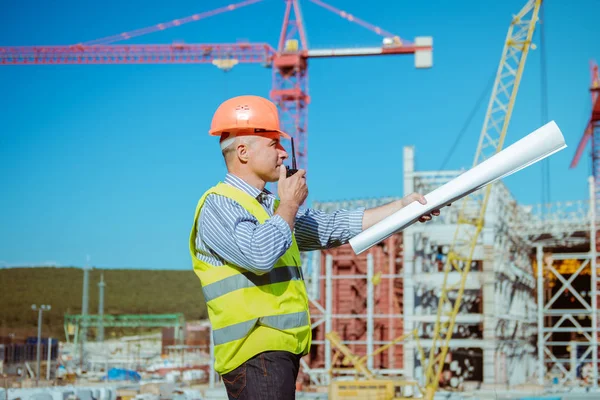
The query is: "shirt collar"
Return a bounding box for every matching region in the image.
[224,173,273,200]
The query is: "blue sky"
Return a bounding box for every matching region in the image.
[0,0,598,270]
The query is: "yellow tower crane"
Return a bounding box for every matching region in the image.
[423,0,542,398]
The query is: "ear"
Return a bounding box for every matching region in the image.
[237,142,250,163]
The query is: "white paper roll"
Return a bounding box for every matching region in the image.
[349,120,567,255]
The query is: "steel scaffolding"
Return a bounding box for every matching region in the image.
[298,239,406,387]
[535,176,598,387]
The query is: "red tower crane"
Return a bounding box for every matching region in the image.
[0,0,432,172]
[570,60,600,212]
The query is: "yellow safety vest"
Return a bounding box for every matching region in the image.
[188,182,312,375]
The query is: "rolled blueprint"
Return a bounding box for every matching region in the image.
[349,120,567,255]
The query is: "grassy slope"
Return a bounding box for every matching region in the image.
[0,267,207,340]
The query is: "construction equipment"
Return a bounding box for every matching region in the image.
[326,330,424,400]
[421,1,542,398]
[0,0,432,174]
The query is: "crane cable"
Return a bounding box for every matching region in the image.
[438,71,496,171]
[540,1,551,209]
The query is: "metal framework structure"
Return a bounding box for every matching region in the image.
[297,237,406,387]
[534,176,598,387]
[0,0,432,173]
[64,313,186,346]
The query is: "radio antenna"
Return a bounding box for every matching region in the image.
[291,138,297,170]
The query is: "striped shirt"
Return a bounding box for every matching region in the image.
[195,173,365,275]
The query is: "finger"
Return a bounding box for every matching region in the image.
[432,209,440,216]
[279,164,287,180]
[416,194,427,205]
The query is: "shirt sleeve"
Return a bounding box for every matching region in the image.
[293,207,365,252]
[197,194,293,275]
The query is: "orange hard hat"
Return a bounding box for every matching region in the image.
[209,95,291,140]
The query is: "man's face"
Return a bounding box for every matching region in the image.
[245,135,289,182]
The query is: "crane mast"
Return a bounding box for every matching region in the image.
[570,61,600,217]
[423,1,542,398]
[270,0,310,172]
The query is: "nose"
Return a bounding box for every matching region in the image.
[277,143,288,160]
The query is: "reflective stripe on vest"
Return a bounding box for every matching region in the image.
[202,265,303,302]
[212,310,309,346]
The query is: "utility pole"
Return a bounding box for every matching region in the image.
[98,272,107,378]
[98,273,105,342]
[80,256,90,371]
[31,304,51,386]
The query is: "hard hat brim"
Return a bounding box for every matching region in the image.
[273,129,292,140]
[210,128,292,140]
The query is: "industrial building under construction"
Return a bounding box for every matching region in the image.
[1,0,600,399]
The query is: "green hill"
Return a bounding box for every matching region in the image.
[0,267,208,341]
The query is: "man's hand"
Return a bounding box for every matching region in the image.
[401,192,427,208]
[401,192,449,223]
[362,193,450,230]
[278,165,308,207]
[275,165,308,230]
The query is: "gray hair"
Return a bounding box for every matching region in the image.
[221,135,258,160]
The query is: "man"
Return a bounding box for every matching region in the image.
[189,95,442,399]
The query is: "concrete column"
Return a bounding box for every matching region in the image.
[402,146,416,381]
[482,227,496,386]
[536,245,544,386]
[367,253,374,370]
[325,254,333,385]
[482,190,497,386]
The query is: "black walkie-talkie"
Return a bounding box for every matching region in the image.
[286,138,298,177]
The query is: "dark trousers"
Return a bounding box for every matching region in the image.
[221,351,301,400]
